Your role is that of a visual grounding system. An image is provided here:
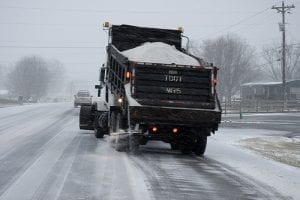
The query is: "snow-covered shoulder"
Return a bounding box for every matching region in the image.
[121,42,200,66]
[208,128,300,200]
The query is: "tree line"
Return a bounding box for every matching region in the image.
[1,56,65,102]
[190,34,300,102]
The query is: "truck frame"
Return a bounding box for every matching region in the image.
[79,24,221,155]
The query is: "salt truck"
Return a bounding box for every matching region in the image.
[79,23,221,155]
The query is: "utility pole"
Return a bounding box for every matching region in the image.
[272,1,295,111]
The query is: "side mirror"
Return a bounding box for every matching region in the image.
[95,85,102,97]
[99,67,106,84]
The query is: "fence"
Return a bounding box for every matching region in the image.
[222,99,300,113]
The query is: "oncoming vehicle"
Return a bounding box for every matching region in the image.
[74,90,92,108]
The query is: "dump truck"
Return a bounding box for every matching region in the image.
[79,23,221,155]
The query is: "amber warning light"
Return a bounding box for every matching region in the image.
[125,71,131,79]
[103,21,110,28]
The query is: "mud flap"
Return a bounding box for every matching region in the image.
[79,105,94,130]
[113,131,129,152]
[110,131,140,152]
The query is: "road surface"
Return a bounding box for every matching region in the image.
[0,103,298,200]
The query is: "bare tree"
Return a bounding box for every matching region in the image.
[6,56,51,102]
[286,45,300,79]
[47,59,66,95]
[261,44,300,81]
[192,34,258,101]
[0,65,6,89]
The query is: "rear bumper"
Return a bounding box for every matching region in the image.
[74,101,92,105]
[129,106,221,129]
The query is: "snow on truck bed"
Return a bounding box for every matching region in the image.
[121,42,200,66]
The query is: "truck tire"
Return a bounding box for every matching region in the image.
[95,128,104,138]
[139,138,148,145]
[194,136,207,156]
[79,106,94,130]
[170,143,179,150]
[94,113,108,139]
[180,138,193,154]
[181,146,191,154]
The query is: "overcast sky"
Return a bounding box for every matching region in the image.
[0,0,299,85]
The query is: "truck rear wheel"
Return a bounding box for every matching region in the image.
[194,136,207,156]
[170,143,179,150]
[181,146,192,154]
[95,128,104,138]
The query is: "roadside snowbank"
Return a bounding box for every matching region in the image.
[121,42,200,66]
[207,128,300,200]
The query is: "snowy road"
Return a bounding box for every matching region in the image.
[0,103,298,200]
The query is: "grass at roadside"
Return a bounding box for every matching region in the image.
[240,136,300,168]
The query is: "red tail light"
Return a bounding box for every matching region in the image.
[149,126,158,133]
[125,71,131,80]
[172,128,179,134]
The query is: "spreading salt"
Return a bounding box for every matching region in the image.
[121,42,200,66]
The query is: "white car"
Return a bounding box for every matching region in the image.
[74,90,92,107]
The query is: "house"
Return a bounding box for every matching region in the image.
[241,79,300,100]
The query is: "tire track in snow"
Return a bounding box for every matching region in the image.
[56,132,106,200]
[30,130,82,200]
[130,146,290,200]
[0,106,53,134]
[0,107,72,159]
[129,151,214,200]
[0,109,74,196]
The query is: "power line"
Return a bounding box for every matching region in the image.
[0,21,271,28]
[202,7,270,38]
[223,12,275,34]
[0,61,101,65]
[0,45,105,49]
[0,5,264,14]
[0,22,98,27]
